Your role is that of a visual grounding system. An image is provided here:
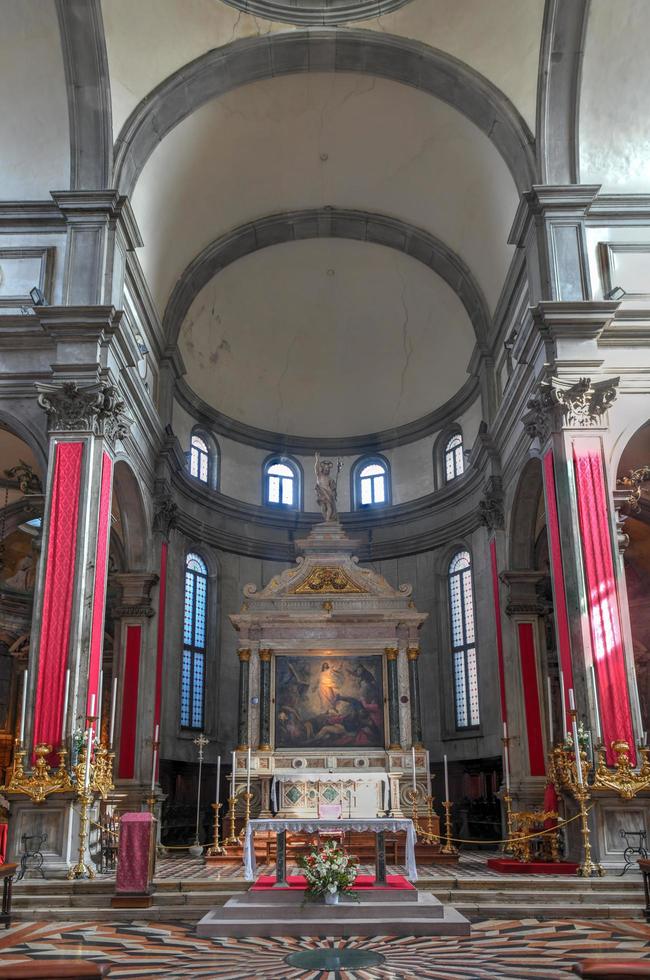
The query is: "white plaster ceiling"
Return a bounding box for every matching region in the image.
[0,0,70,199]
[179,238,475,437]
[580,0,650,192]
[131,72,518,314]
[102,0,544,136]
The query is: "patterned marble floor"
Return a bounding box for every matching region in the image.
[2,919,650,979]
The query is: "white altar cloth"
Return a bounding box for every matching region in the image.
[270,772,390,811]
[243,817,417,881]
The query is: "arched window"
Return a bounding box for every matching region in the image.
[448,550,480,729]
[263,456,300,509]
[189,434,209,484]
[353,456,390,509]
[181,553,208,730]
[444,433,464,482]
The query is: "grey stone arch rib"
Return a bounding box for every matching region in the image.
[162,207,492,351]
[536,0,590,184]
[113,29,537,197]
[56,0,113,189]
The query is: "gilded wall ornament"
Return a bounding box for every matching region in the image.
[292,565,367,594]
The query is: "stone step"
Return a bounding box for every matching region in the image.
[218,892,444,920]
[196,903,470,938]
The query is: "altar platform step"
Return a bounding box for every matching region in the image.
[196,888,470,938]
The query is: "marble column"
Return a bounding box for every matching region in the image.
[385,647,401,750]
[258,649,272,751]
[237,648,251,750]
[407,647,423,748]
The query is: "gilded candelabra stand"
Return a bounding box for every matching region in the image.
[225,790,240,846]
[502,790,514,854]
[206,802,227,856]
[592,740,650,799]
[238,791,253,841]
[1,740,73,802]
[67,742,116,880]
[549,741,603,877]
[441,800,457,855]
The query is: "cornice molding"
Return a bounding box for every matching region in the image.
[175,373,480,455]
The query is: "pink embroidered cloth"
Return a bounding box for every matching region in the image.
[115,812,154,894]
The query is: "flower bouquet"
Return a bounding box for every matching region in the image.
[298,838,359,905]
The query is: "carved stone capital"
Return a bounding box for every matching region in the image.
[152,483,178,538]
[36,380,133,446]
[238,648,251,663]
[258,648,273,662]
[500,570,548,617]
[384,647,398,661]
[111,571,159,620]
[523,376,619,441]
[478,476,504,531]
[406,647,420,661]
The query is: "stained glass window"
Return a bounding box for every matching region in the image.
[189,434,210,484]
[444,434,464,482]
[264,457,299,508]
[181,552,208,729]
[355,457,390,509]
[448,550,479,729]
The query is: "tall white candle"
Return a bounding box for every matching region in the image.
[568,687,576,712]
[443,754,449,802]
[590,666,603,743]
[89,693,95,723]
[109,676,118,747]
[572,713,583,786]
[215,755,221,804]
[503,740,510,792]
[83,723,93,790]
[503,721,508,740]
[546,675,554,746]
[246,746,251,793]
[60,669,70,744]
[151,723,159,792]
[19,670,28,745]
[231,750,236,795]
[411,746,417,792]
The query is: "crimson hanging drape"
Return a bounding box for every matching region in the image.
[573,440,635,765]
[32,441,83,750]
[86,452,113,719]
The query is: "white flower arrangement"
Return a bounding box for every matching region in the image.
[298,838,359,900]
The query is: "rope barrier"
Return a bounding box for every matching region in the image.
[414,807,588,847]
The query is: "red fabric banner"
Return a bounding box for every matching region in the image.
[32,441,83,749]
[489,538,508,721]
[153,540,168,778]
[517,622,546,776]
[573,440,635,765]
[86,452,113,717]
[542,450,574,735]
[118,624,142,779]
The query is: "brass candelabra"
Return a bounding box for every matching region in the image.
[67,788,95,880]
[441,800,457,855]
[238,791,253,840]
[206,802,226,856]
[592,740,650,799]
[549,739,603,877]
[1,741,73,802]
[225,793,239,845]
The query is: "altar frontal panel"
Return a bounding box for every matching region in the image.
[274,653,384,749]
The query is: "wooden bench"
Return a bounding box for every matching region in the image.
[0,962,109,979]
[573,961,650,978]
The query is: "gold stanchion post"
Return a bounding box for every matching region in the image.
[239,791,252,840]
[225,794,239,845]
[67,788,95,880]
[441,800,457,855]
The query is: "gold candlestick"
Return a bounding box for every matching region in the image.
[426,795,434,837]
[225,794,239,845]
[238,791,253,839]
[502,790,514,853]
[574,782,603,877]
[441,800,457,855]
[206,802,227,856]
[67,788,95,880]
[145,794,157,814]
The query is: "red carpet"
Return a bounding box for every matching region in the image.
[487,858,579,875]
[252,873,415,891]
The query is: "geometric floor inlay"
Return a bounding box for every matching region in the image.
[2,919,650,978]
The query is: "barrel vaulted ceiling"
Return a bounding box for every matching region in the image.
[2,0,650,439]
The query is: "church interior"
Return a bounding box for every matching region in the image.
[2,1,650,977]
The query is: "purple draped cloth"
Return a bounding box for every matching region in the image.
[115,812,154,894]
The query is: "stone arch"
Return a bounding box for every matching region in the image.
[163,208,491,349]
[113,29,537,197]
[112,460,150,572]
[508,457,545,570]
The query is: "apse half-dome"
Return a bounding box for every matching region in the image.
[220,0,415,26]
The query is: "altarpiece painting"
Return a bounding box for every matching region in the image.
[274,653,384,749]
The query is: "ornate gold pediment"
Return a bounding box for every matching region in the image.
[290,565,368,595]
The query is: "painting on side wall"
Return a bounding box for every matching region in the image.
[274,653,385,749]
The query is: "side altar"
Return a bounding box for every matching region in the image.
[229,518,433,824]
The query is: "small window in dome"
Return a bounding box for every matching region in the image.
[353,456,390,510]
[444,434,464,483]
[264,457,300,509]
